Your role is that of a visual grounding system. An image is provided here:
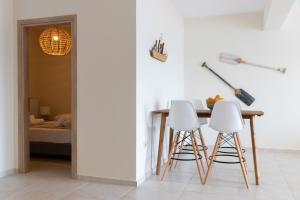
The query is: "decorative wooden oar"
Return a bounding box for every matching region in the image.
[201,62,255,106]
[219,53,286,74]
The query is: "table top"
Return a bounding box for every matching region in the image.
[152,109,264,119]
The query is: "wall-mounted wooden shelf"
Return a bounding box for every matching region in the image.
[150,37,168,62]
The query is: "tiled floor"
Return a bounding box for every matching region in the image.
[1,150,300,200]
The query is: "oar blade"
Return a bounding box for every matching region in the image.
[219,53,240,65]
[235,89,255,106]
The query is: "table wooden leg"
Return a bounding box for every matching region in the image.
[250,116,260,185]
[156,113,167,175]
[169,128,174,154]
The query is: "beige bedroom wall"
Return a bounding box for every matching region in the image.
[28,26,71,119]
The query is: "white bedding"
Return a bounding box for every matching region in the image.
[29,126,71,144]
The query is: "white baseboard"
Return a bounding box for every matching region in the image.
[77,174,138,187]
[0,168,17,178]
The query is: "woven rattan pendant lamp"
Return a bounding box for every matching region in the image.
[39,27,71,56]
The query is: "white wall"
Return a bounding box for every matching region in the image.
[136,0,184,181]
[0,0,15,176]
[15,0,137,182]
[185,9,300,150]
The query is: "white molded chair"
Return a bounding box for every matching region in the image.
[190,99,208,125]
[161,100,206,183]
[204,101,249,188]
[233,99,246,126]
[173,100,209,168]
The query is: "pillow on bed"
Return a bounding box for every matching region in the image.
[63,119,71,128]
[29,114,45,125]
[54,114,71,128]
[54,113,71,121]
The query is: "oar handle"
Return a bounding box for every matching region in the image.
[201,62,236,90]
[242,61,286,74]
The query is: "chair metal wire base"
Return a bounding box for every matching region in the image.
[182,144,208,152]
[211,134,246,164]
[172,131,204,162]
[217,146,245,154]
[171,152,202,161]
[209,154,246,164]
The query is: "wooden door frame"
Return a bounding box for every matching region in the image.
[18,15,77,178]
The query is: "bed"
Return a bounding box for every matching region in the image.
[29,121,71,157]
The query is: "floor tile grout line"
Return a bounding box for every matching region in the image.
[117,185,136,199]
[57,181,90,200]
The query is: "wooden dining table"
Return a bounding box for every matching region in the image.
[152,109,264,185]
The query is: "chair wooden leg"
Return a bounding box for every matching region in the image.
[169,128,174,154]
[170,132,180,169]
[233,133,249,189]
[198,128,209,167]
[193,133,206,174]
[236,133,248,175]
[161,133,179,181]
[190,131,204,184]
[204,133,222,184]
[174,132,187,169]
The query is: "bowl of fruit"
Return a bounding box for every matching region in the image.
[206,95,224,110]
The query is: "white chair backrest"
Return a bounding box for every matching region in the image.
[168,100,200,131]
[232,100,245,126]
[190,99,208,125]
[209,101,244,133]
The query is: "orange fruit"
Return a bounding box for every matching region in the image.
[214,95,223,101]
[207,97,214,102]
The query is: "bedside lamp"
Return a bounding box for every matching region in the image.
[40,106,50,120]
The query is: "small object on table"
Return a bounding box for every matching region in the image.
[206,95,224,110]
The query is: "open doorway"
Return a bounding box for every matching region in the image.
[18,15,77,178]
